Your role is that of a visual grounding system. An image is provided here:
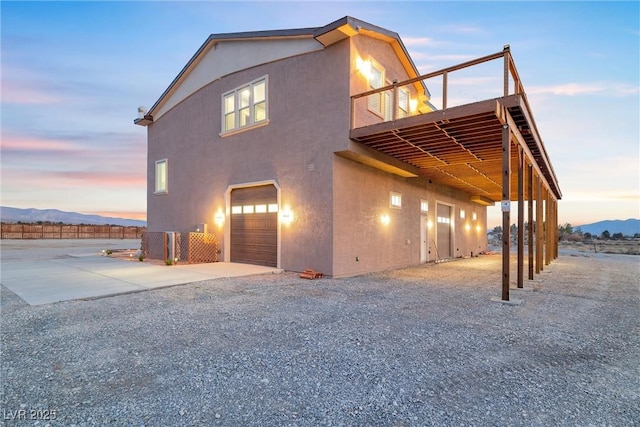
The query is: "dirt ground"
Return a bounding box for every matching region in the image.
[559,239,640,255]
[2,239,639,425]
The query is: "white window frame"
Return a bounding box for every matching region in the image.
[390,191,402,209]
[221,75,269,136]
[397,87,410,119]
[154,159,168,194]
[367,60,385,117]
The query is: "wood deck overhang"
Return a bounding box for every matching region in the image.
[348,94,562,203]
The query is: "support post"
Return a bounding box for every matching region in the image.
[536,177,543,273]
[443,71,448,109]
[392,84,398,121]
[503,46,510,97]
[527,164,534,280]
[545,187,551,266]
[501,123,511,301]
[517,146,524,289]
[553,198,559,259]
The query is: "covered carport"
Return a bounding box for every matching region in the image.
[348,46,562,301]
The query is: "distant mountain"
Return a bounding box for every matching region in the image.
[0,207,146,227]
[575,219,639,237]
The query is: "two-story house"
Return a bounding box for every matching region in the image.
[135,16,561,286]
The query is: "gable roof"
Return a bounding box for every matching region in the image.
[135,16,423,126]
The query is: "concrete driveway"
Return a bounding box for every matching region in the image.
[0,239,281,305]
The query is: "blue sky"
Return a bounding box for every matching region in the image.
[1,1,638,227]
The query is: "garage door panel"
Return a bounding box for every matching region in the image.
[230,185,278,267]
[436,203,452,259]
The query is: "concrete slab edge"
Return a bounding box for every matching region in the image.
[490,296,524,306]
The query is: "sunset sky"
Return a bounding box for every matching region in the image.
[1,1,638,228]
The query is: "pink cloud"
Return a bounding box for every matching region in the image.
[526,82,638,97]
[2,167,146,189]
[1,82,65,105]
[1,133,81,152]
[87,210,147,221]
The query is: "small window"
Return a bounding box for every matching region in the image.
[255,204,267,213]
[398,88,410,119]
[268,204,279,213]
[367,60,385,116]
[243,205,254,214]
[222,76,268,134]
[390,192,402,209]
[420,199,428,213]
[460,209,466,219]
[231,206,242,214]
[155,159,167,194]
[472,212,477,221]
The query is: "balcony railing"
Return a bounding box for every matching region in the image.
[350,45,535,132]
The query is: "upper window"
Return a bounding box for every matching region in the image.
[367,61,385,117]
[397,88,410,119]
[222,76,268,134]
[420,199,428,213]
[155,159,167,194]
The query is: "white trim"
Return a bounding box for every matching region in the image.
[224,179,281,268]
[367,58,386,117]
[420,199,428,213]
[154,158,168,194]
[219,119,270,138]
[390,191,402,209]
[221,75,269,135]
[420,214,430,263]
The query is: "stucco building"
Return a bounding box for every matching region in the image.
[135,16,561,290]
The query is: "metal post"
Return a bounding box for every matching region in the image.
[501,123,511,301]
[443,71,448,109]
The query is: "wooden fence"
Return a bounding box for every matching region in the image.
[1,223,145,239]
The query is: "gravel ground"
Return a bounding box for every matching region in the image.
[1,243,638,426]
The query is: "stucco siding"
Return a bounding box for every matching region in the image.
[145,27,487,275]
[147,39,351,273]
[332,156,488,277]
[154,37,324,121]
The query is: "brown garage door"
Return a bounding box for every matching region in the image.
[436,203,452,259]
[230,185,278,267]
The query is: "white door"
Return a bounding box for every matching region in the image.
[420,215,429,263]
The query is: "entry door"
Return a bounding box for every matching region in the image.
[420,215,429,263]
[230,185,278,267]
[436,203,452,259]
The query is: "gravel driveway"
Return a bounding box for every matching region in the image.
[1,244,638,426]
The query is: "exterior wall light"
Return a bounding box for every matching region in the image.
[476,225,482,232]
[427,219,433,229]
[281,207,294,225]
[356,57,372,80]
[465,223,471,231]
[380,214,390,225]
[214,211,225,227]
[410,98,418,113]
